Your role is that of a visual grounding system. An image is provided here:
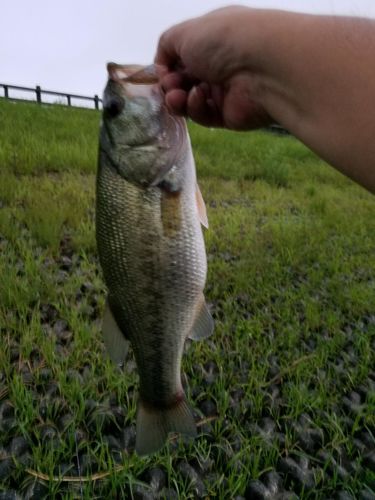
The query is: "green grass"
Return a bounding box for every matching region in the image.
[0,98,374,498]
[0,100,98,175]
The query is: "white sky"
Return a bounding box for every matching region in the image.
[1,0,375,99]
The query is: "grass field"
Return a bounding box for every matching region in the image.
[0,98,374,499]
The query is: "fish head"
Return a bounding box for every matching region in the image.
[100,63,186,187]
[103,63,162,142]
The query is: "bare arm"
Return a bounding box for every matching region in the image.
[155,7,375,192]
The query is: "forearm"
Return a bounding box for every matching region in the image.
[247,10,375,192]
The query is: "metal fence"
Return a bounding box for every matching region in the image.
[0,83,102,110]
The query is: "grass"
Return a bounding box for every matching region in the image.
[0,98,374,498]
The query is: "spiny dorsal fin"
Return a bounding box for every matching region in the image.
[102,299,129,365]
[189,295,214,341]
[196,182,209,228]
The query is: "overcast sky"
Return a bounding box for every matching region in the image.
[1,0,375,100]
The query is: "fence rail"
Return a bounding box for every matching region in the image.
[0,83,102,110]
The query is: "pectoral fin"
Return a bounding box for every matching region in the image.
[189,296,214,341]
[102,299,129,365]
[196,183,208,228]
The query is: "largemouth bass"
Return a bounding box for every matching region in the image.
[96,63,214,455]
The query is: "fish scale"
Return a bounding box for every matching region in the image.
[96,63,213,455]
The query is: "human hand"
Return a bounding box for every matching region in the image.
[157,7,375,192]
[154,7,272,130]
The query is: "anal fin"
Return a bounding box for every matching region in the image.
[189,295,214,341]
[102,299,130,365]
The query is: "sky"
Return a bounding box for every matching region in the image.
[1,0,375,101]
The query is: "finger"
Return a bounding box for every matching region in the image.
[154,25,184,68]
[154,64,169,80]
[165,88,188,115]
[160,72,185,93]
[160,71,200,93]
[222,79,272,130]
[186,86,223,127]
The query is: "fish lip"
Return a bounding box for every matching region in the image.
[107,63,160,85]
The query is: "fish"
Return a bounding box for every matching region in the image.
[96,62,214,455]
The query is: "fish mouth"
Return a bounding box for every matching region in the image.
[104,63,164,106]
[107,63,160,85]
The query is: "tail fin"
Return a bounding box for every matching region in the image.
[135,396,197,456]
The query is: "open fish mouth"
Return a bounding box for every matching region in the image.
[107,63,161,85]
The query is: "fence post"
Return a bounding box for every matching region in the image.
[67,95,71,106]
[94,95,99,110]
[3,85,8,99]
[36,85,42,104]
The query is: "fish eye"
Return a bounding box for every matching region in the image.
[103,95,125,119]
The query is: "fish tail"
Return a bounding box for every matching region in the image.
[135,395,197,456]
